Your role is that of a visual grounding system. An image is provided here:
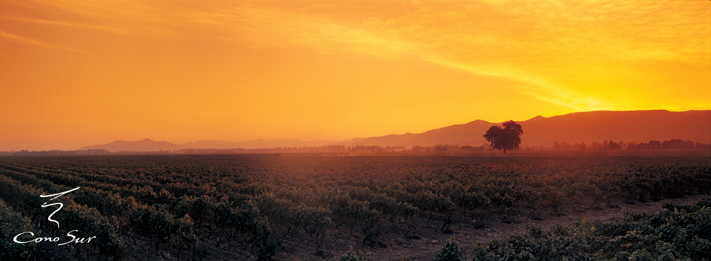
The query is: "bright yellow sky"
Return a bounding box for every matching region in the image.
[1,0,709,150]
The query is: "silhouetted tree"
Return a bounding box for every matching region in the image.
[606,140,621,150]
[662,139,695,150]
[635,142,650,150]
[483,120,523,154]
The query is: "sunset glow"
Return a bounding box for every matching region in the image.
[1,0,709,150]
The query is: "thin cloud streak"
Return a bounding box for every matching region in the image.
[0,31,88,54]
[425,57,615,112]
[0,16,125,33]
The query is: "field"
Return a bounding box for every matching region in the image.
[0,152,710,260]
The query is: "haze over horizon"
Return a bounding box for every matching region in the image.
[9,110,711,152]
[4,110,566,151]
[1,1,709,151]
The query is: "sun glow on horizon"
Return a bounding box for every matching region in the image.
[1,0,709,150]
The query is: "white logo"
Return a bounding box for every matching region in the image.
[13,187,97,245]
[40,186,80,228]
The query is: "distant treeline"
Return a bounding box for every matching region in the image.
[551,139,710,151]
[0,149,111,156]
[181,145,410,154]
[2,139,708,156]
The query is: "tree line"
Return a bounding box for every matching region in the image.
[551,139,710,151]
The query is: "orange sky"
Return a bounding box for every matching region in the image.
[1,0,709,151]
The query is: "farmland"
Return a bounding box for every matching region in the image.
[0,151,709,260]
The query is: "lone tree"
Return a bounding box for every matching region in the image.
[483,120,523,154]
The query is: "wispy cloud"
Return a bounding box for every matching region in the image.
[0,16,125,33]
[0,31,88,54]
[424,57,617,111]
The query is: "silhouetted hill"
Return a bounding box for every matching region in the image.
[344,110,711,147]
[346,120,494,147]
[521,110,710,147]
[80,138,184,152]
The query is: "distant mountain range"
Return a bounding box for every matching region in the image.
[80,139,185,152]
[80,110,710,152]
[80,139,335,152]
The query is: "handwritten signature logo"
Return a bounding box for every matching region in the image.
[13,187,97,246]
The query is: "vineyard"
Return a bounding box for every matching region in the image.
[0,152,709,260]
[438,197,711,260]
